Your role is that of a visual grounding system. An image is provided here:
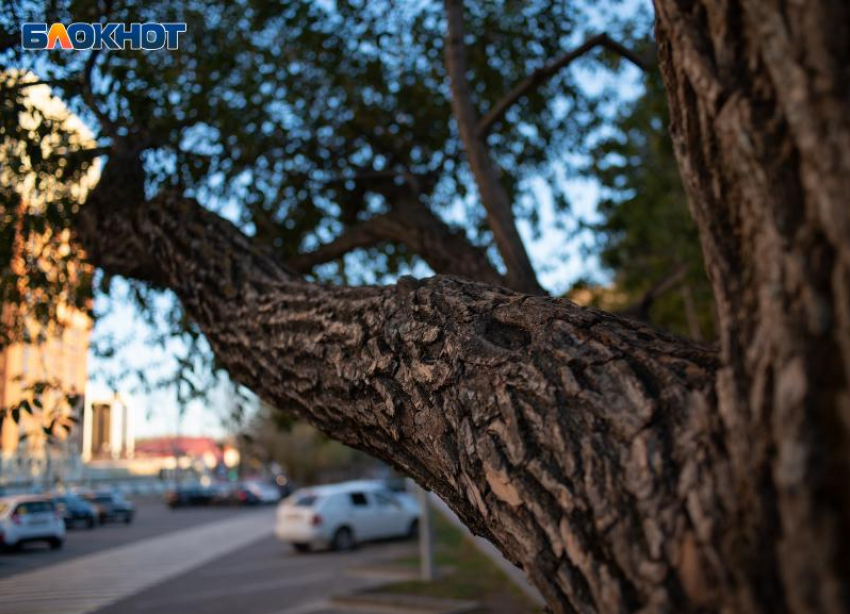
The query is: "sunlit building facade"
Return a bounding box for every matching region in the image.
[0,305,91,487]
[0,73,99,488]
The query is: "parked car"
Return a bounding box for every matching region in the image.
[225,481,281,506]
[165,484,214,508]
[274,475,295,499]
[242,481,281,505]
[81,491,135,524]
[49,493,98,529]
[0,495,65,550]
[208,481,239,505]
[275,481,420,552]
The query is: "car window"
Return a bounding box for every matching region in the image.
[349,492,369,507]
[293,494,318,507]
[374,492,398,507]
[16,501,51,514]
[96,496,112,504]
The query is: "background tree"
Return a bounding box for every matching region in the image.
[241,404,381,486]
[581,68,715,339]
[2,1,849,614]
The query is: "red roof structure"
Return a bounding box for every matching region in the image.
[134,436,223,461]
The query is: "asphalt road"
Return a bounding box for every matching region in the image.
[0,498,245,579]
[0,497,417,614]
[92,531,411,614]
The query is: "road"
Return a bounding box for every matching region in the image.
[0,498,415,614]
[93,532,410,614]
[0,499,245,579]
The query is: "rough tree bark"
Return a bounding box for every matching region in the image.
[69,1,850,612]
[653,1,850,613]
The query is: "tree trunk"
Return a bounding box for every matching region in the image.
[654,1,850,612]
[71,0,850,611]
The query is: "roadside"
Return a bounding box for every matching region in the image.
[357,508,544,614]
[430,495,545,607]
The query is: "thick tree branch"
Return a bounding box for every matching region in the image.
[444,0,544,295]
[478,34,651,138]
[77,156,728,614]
[287,218,389,272]
[75,144,165,286]
[288,198,503,285]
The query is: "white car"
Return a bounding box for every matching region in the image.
[243,481,281,504]
[0,495,66,550]
[275,481,420,552]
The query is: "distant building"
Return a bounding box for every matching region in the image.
[131,436,238,481]
[82,393,135,462]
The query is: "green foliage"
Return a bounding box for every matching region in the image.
[586,68,715,339]
[0,377,83,439]
[384,510,543,612]
[3,0,639,278]
[242,404,379,484]
[0,71,96,347]
[1,0,657,415]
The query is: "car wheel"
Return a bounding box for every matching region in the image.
[87,517,96,530]
[292,543,311,554]
[123,513,133,525]
[407,519,420,539]
[49,538,64,550]
[331,527,356,551]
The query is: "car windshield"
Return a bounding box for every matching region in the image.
[293,494,318,507]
